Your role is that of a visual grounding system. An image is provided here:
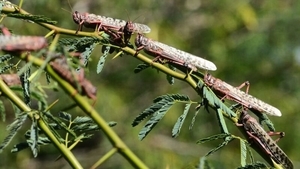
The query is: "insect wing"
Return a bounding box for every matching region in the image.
[154,40,217,71]
[222,82,282,117]
[132,23,151,33]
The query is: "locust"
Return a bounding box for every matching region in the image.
[72,11,151,34]
[135,34,217,71]
[49,54,97,102]
[237,110,293,169]
[122,21,135,45]
[0,74,21,86]
[0,26,47,52]
[203,73,281,116]
[104,20,135,47]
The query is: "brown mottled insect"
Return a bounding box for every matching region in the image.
[72,11,151,34]
[49,55,97,102]
[0,26,47,52]
[0,74,21,86]
[120,21,135,46]
[203,73,281,116]
[107,20,135,47]
[135,34,217,71]
[237,110,293,169]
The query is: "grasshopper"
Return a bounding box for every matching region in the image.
[72,11,151,34]
[0,26,47,52]
[0,74,21,86]
[135,34,217,71]
[203,73,281,116]
[237,110,293,169]
[49,54,97,102]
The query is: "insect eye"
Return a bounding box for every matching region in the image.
[74,11,82,19]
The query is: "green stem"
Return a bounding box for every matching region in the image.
[0,78,83,169]
[19,54,149,168]
[91,148,118,169]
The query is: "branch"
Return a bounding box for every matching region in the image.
[0,77,83,169]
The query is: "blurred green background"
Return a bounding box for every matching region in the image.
[0,0,299,168]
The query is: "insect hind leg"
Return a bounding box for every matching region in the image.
[236,81,250,94]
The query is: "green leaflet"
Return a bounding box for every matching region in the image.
[232,132,258,168]
[135,94,192,140]
[81,43,97,67]
[154,94,190,103]
[11,142,30,153]
[57,38,79,48]
[202,86,236,118]
[132,94,190,127]
[29,115,38,157]
[40,114,69,143]
[0,54,14,74]
[44,111,77,138]
[108,121,117,127]
[20,68,31,106]
[72,37,100,52]
[204,136,233,157]
[58,111,72,122]
[166,64,176,85]
[138,98,174,140]
[132,101,162,127]
[251,109,276,132]
[72,116,117,132]
[259,115,275,132]
[240,139,247,167]
[0,54,14,63]
[189,104,201,130]
[45,71,51,84]
[0,112,27,153]
[202,86,217,106]
[172,103,191,138]
[196,133,233,157]
[6,13,57,25]
[73,116,93,124]
[0,100,5,122]
[166,74,175,85]
[153,94,168,103]
[216,108,229,134]
[0,63,14,73]
[245,140,255,164]
[58,37,101,67]
[71,120,116,132]
[71,123,100,132]
[10,111,116,155]
[97,45,110,74]
[12,134,54,153]
[196,133,230,144]
[133,63,150,73]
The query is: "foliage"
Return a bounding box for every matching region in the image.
[0,0,297,169]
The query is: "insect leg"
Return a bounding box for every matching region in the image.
[236,81,251,94]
